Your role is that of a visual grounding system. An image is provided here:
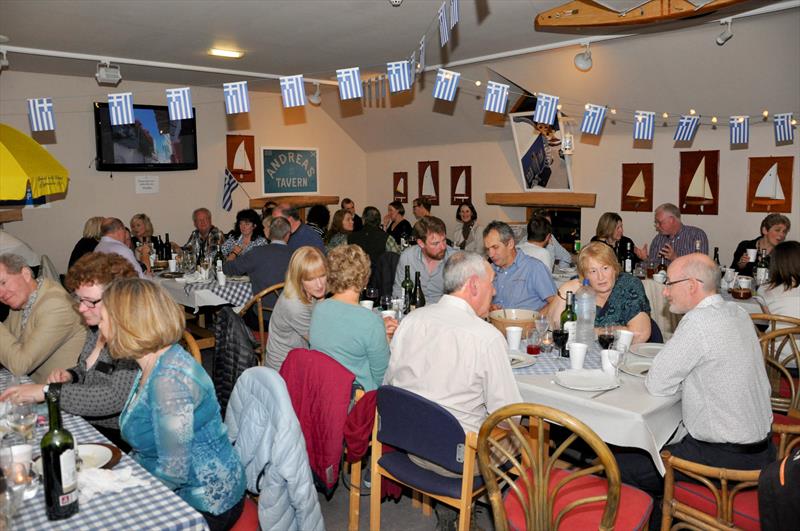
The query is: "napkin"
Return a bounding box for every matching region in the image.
[77,466,148,503]
[175,271,210,284]
[557,369,617,388]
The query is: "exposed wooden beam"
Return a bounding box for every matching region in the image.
[249,195,340,209]
[485,192,596,208]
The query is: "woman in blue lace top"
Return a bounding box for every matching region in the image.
[100,278,245,530]
[221,208,268,261]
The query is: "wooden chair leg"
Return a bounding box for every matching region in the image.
[348,458,361,531]
[369,435,382,531]
[422,494,432,516]
[412,490,421,509]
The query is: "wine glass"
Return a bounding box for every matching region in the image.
[598,326,615,349]
[7,402,35,446]
[534,315,549,341]
[364,288,379,308]
[380,295,393,311]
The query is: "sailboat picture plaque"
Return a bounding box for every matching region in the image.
[418,161,440,205]
[393,172,408,202]
[226,135,255,182]
[746,156,793,213]
[620,163,653,212]
[450,166,472,205]
[679,150,719,215]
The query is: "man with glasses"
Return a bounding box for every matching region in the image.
[392,216,455,304]
[616,253,773,526]
[634,203,709,264]
[0,253,86,383]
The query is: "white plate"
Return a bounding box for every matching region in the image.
[33,444,113,475]
[629,343,664,358]
[509,352,537,369]
[620,360,653,378]
[554,369,619,391]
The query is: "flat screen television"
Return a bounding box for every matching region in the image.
[93,102,198,171]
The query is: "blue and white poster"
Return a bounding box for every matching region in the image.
[262,148,318,195]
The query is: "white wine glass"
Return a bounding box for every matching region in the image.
[7,402,35,446]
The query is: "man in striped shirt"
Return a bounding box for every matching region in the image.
[635,203,709,265]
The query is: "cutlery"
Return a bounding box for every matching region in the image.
[590,388,616,399]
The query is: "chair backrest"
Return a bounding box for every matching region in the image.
[181,330,203,364]
[477,403,621,531]
[758,326,800,413]
[238,282,284,353]
[376,385,467,474]
[751,313,800,336]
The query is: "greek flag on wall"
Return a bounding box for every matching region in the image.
[280,75,306,108]
[449,0,459,29]
[580,104,607,135]
[387,61,411,93]
[418,36,426,73]
[26,98,55,132]
[438,2,449,46]
[222,168,239,212]
[774,113,794,143]
[483,81,509,114]
[108,92,134,126]
[166,87,193,120]
[433,69,460,101]
[673,115,699,142]
[223,81,250,114]
[533,93,559,125]
[729,116,749,145]
[633,111,655,141]
[337,67,363,100]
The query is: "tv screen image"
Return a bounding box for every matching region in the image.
[93,102,198,171]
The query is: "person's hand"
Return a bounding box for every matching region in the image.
[634,243,648,261]
[659,243,676,262]
[490,303,502,312]
[737,253,750,268]
[382,214,391,228]
[383,316,399,341]
[0,383,45,403]
[227,245,243,261]
[47,368,73,384]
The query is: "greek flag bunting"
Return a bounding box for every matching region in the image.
[279,75,306,108]
[336,67,363,100]
[438,2,449,46]
[387,61,411,93]
[449,0,459,29]
[26,98,55,132]
[580,104,607,135]
[673,115,700,142]
[433,69,460,101]
[222,168,239,212]
[418,36,426,73]
[533,93,559,125]
[108,92,134,126]
[483,81,509,114]
[166,87,193,120]
[729,116,749,145]
[223,81,250,114]
[633,111,655,141]
[774,113,794,143]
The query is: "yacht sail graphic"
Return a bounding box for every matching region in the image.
[422,165,436,196]
[232,140,252,172]
[754,163,784,201]
[453,168,466,196]
[684,157,713,205]
[626,170,647,202]
[395,176,404,194]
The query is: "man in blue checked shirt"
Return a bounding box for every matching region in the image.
[634,203,709,265]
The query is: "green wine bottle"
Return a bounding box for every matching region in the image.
[560,291,577,330]
[41,384,79,521]
[401,266,413,314]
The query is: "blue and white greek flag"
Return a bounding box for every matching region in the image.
[166,87,193,120]
[336,67,363,100]
[222,168,239,212]
[449,0,459,28]
[408,50,417,80]
[419,36,426,73]
[483,81,509,114]
[533,93,559,125]
[633,111,655,141]
[108,92,134,126]
[387,61,411,93]
[580,104,607,135]
[280,75,306,108]
[774,113,794,143]
[438,2,449,46]
[223,81,250,114]
[673,115,699,142]
[729,115,749,145]
[26,98,55,132]
[433,69,460,101]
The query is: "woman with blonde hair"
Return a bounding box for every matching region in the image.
[130,213,155,272]
[68,216,105,267]
[265,246,328,371]
[100,278,245,529]
[591,212,638,266]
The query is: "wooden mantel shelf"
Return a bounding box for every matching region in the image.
[0,209,23,223]
[485,192,596,208]
[249,195,340,209]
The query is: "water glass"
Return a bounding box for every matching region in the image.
[380,295,393,311]
[534,315,549,338]
[7,403,35,445]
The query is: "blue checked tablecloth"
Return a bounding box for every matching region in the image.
[1,371,208,530]
[512,349,602,375]
[182,279,253,309]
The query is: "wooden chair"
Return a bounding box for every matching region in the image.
[346,388,365,531]
[238,282,284,357]
[477,403,653,531]
[757,326,800,415]
[750,313,800,336]
[181,330,204,364]
[773,421,800,460]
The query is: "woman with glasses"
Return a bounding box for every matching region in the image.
[221,208,268,261]
[0,252,139,449]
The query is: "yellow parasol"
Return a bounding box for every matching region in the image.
[0,123,69,201]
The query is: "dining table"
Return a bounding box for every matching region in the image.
[154,275,253,313]
[0,370,209,530]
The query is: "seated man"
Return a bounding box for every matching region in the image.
[0,253,86,383]
[183,207,225,256]
[532,208,574,267]
[273,203,325,253]
[412,197,432,220]
[617,253,773,522]
[392,216,455,304]
[483,221,556,312]
[635,203,709,265]
[517,215,554,272]
[341,197,363,232]
[94,217,144,277]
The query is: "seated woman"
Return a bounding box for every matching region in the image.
[101,278,245,530]
[308,244,392,391]
[266,247,328,371]
[0,252,139,450]
[325,209,354,252]
[591,212,638,267]
[68,216,104,268]
[449,201,484,254]
[548,242,652,344]
[732,213,791,276]
[221,208,268,261]
[130,213,155,272]
[383,200,412,246]
[757,240,800,364]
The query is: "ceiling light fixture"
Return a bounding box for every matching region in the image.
[716,19,733,46]
[307,83,322,105]
[209,48,244,59]
[574,42,592,72]
[95,61,122,85]
[0,50,9,73]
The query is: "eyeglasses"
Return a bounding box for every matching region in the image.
[664,278,702,287]
[72,295,103,308]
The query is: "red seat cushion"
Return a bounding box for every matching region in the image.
[674,481,759,531]
[779,377,798,399]
[229,497,259,531]
[503,468,652,531]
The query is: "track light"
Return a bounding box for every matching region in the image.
[716,19,733,46]
[307,83,321,105]
[95,61,122,85]
[574,42,592,72]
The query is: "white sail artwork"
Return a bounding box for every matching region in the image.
[422,165,436,197]
[232,140,252,172]
[395,178,404,194]
[686,157,713,201]
[454,168,466,196]
[627,171,646,200]
[754,163,784,200]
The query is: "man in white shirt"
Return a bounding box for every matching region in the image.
[94,218,145,278]
[517,215,554,272]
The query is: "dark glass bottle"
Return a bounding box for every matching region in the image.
[656,256,667,273]
[412,271,425,309]
[560,291,577,329]
[622,242,634,274]
[196,242,205,267]
[713,247,720,266]
[214,245,225,270]
[163,233,171,260]
[41,385,79,521]
[401,266,413,314]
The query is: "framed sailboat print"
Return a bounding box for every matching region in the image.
[679,150,719,215]
[418,161,440,205]
[746,156,793,213]
[620,163,653,212]
[450,166,472,205]
[393,172,408,203]
[226,135,255,182]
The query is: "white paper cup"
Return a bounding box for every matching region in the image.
[601,349,620,376]
[168,259,177,272]
[569,342,587,369]
[614,329,634,353]
[653,271,667,284]
[746,248,758,261]
[359,300,374,310]
[737,276,753,290]
[506,326,523,351]
[381,310,396,320]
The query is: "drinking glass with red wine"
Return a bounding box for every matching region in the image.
[598,326,615,350]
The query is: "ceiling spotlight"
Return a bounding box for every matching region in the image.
[95,61,122,86]
[574,42,592,72]
[474,80,481,87]
[307,83,322,105]
[209,48,243,59]
[716,19,733,46]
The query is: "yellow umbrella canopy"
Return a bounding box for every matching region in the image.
[0,123,69,201]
